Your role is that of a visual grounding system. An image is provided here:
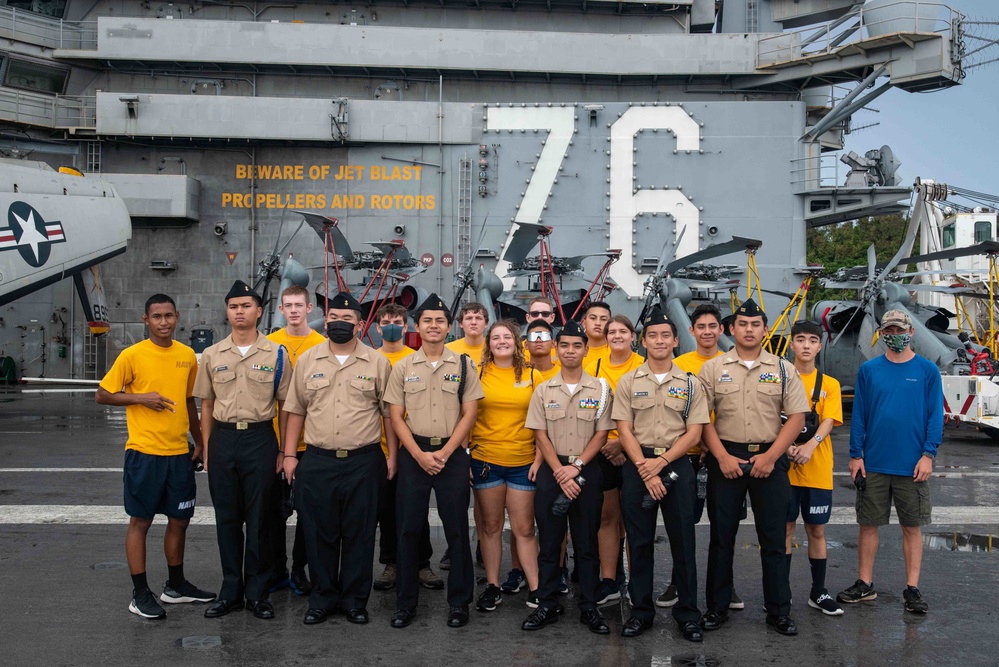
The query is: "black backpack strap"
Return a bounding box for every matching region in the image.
[595,358,602,377]
[810,371,823,413]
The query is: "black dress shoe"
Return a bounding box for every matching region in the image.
[344,608,369,624]
[700,610,728,631]
[522,606,560,631]
[766,614,798,635]
[391,608,416,628]
[621,616,653,638]
[204,599,242,618]
[580,608,610,635]
[246,599,274,619]
[304,608,331,625]
[680,621,704,642]
[447,606,470,628]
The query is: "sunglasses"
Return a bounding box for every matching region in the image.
[528,311,554,317]
[527,331,553,342]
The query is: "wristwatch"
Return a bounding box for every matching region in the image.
[813,434,822,444]
[572,459,584,470]
[921,452,936,460]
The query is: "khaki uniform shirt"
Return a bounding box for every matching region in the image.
[283,341,391,450]
[525,372,615,457]
[699,350,808,444]
[194,332,291,422]
[612,362,710,448]
[385,347,485,438]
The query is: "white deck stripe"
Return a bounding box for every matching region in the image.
[1,505,997,526]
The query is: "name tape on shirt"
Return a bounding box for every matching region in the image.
[719,371,733,383]
[633,391,649,397]
[310,372,325,379]
[546,402,561,409]
[214,365,230,372]
[405,375,421,382]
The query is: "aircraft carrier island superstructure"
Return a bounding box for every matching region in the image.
[0,0,967,378]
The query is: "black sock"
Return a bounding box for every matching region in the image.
[131,571,149,593]
[809,558,827,598]
[168,563,185,589]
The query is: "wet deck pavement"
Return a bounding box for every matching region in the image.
[1,389,997,666]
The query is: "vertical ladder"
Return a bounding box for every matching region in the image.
[86,142,101,174]
[746,0,758,33]
[82,327,98,379]
[456,156,473,304]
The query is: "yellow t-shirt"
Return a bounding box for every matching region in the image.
[99,339,197,456]
[788,369,843,491]
[586,351,645,440]
[471,364,538,467]
[446,337,486,366]
[378,345,417,457]
[675,349,724,455]
[268,328,327,452]
[531,360,562,383]
[582,342,612,367]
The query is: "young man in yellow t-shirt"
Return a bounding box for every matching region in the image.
[581,301,612,366]
[97,294,214,619]
[666,304,744,610]
[446,302,488,365]
[266,285,326,596]
[786,320,844,616]
[372,303,443,592]
[526,320,561,382]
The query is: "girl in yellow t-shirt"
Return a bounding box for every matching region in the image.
[584,314,645,597]
[471,318,542,611]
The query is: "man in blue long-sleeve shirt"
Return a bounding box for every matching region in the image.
[837,310,942,615]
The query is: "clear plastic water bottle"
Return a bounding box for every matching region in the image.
[552,475,585,516]
[696,466,708,500]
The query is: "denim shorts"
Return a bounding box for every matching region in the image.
[470,459,536,492]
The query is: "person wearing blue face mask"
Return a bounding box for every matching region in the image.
[839,309,943,616]
[372,303,443,594]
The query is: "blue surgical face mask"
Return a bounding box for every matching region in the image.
[381,323,404,343]
[883,332,911,353]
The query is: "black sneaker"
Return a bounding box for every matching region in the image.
[161,580,216,604]
[439,548,451,571]
[596,578,622,606]
[130,588,166,619]
[903,586,928,614]
[501,568,526,594]
[655,584,678,608]
[558,567,570,595]
[476,584,502,612]
[290,567,312,595]
[526,589,540,609]
[837,579,877,604]
[808,591,844,616]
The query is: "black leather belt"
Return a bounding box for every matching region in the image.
[556,454,583,465]
[413,435,449,451]
[641,445,671,458]
[721,440,772,454]
[306,443,379,459]
[215,420,271,431]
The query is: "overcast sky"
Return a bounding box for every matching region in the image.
[842,0,998,200]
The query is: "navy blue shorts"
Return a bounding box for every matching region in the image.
[786,485,833,525]
[123,449,197,520]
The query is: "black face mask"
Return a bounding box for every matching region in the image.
[326,320,356,344]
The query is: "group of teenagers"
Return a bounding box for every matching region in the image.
[100,277,942,642]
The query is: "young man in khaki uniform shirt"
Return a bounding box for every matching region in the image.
[282,291,392,626]
[194,280,292,620]
[614,308,709,642]
[385,294,484,630]
[698,299,809,636]
[521,321,615,636]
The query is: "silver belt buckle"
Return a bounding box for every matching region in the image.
[430,437,442,447]
[336,450,348,459]
[748,444,760,453]
[236,420,249,431]
[653,447,667,456]
[567,455,578,464]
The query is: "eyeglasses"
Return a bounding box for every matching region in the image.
[528,311,554,318]
[527,331,553,342]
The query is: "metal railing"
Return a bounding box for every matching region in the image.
[0,87,96,129]
[0,7,97,50]
[758,2,964,67]
[790,154,848,193]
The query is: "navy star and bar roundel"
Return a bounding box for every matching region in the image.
[0,202,66,268]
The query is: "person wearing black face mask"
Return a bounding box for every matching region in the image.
[281,292,393,626]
